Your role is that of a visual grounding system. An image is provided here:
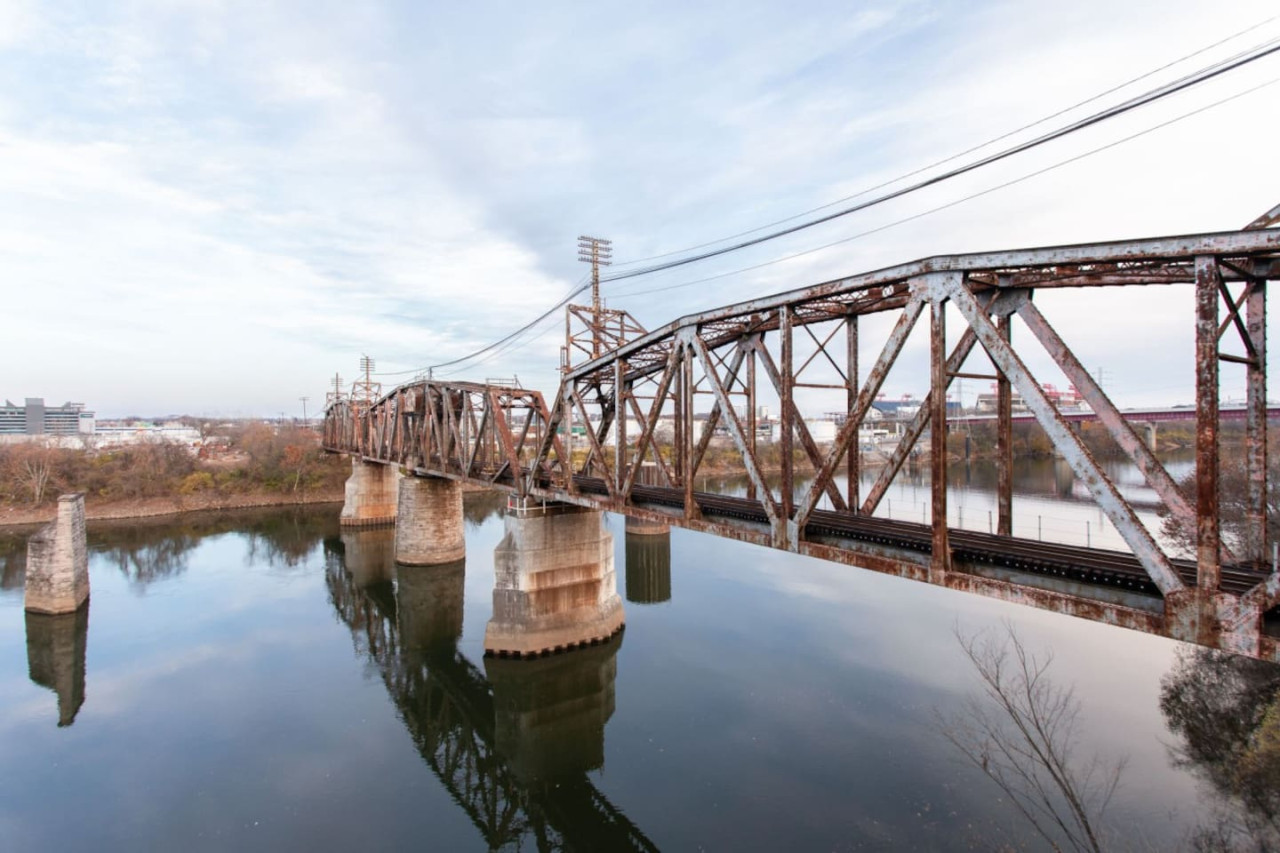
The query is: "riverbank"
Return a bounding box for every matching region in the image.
[0,489,346,528]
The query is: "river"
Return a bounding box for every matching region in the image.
[0,457,1275,851]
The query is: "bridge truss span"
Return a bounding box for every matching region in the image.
[325,228,1280,660]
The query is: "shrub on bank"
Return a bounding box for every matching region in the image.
[0,427,348,507]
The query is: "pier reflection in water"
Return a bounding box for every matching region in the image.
[624,532,671,605]
[25,604,88,727]
[328,528,654,852]
[1,499,1278,850]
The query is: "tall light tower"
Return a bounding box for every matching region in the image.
[577,236,613,357]
[299,396,309,429]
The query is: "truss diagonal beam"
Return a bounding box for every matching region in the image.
[689,332,781,530]
[794,297,925,533]
[944,276,1184,596]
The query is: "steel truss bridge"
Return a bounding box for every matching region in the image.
[325,228,1280,660]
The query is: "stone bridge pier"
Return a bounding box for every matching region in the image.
[484,500,625,658]
[395,476,465,566]
[25,494,89,615]
[340,459,401,527]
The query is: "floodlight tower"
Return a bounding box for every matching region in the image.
[577,236,613,358]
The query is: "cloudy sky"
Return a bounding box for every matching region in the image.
[2,0,1278,417]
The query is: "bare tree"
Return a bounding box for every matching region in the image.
[941,623,1126,852]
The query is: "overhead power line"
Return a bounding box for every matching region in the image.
[376,25,1280,380]
[608,14,1279,270]
[599,37,1280,284]
[608,74,1280,302]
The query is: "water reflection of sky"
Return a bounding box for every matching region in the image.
[0,501,1255,850]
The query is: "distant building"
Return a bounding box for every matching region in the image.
[0,398,95,435]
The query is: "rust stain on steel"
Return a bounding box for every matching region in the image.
[1195,256,1222,590]
[1245,278,1268,565]
[929,291,951,577]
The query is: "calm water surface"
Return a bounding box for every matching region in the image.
[0,478,1273,850]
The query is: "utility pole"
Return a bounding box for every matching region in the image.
[299,396,309,429]
[325,373,344,408]
[577,236,613,357]
[351,355,381,413]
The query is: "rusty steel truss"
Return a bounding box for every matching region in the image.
[324,227,1280,660]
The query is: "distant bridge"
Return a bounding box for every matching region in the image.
[325,227,1280,660]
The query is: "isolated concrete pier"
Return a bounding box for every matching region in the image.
[340,459,401,527]
[396,559,465,655]
[26,605,88,727]
[485,634,621,782]
[625,531,672,604]
[25,494,89,614]
[341,527,396,587]
[484,501,625,658]
[395,476,465,565]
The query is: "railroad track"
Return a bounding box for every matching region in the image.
[568,475,1270,601]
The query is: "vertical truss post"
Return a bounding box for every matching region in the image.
[780,307,795,538]
[1195,256,1221,592]
[562,384,576,489]
[1246,278,1268,565]
[673,347,684,490]
[614,359,627,495]
[930,296,950,576]
[746,340,757,503]
[996,285,1013,538]
[846,314,859,509]
[682,342,696,518]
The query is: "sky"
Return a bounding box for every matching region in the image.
[1,0,1278,418]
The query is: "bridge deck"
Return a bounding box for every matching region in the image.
[569,476,1272,601]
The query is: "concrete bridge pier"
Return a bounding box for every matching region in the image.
[340,459,401,528]
[625,530,672,604]
[484,500,625,658]
[25,494,89,615]
[395,476,465,566]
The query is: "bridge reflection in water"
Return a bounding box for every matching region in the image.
[326,528,656,852]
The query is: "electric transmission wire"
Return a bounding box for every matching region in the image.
[378,26,1280,380]
[608,74,1280,303]
[377,275,591,377]
[600,39,1280,284]
[607,14,1278,270]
